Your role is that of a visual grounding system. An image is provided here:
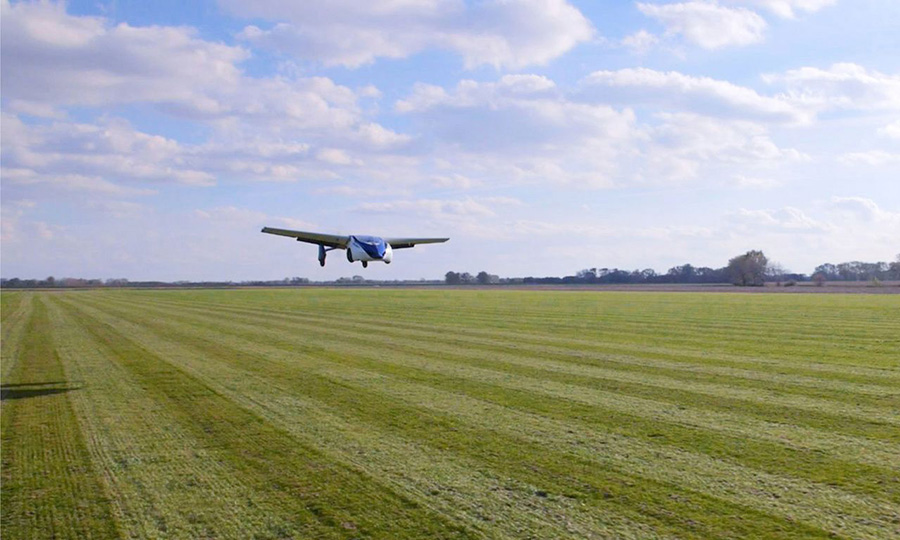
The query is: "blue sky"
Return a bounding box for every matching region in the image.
[2,0,898,281]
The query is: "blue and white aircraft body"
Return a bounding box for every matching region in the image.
[262,227,449,268]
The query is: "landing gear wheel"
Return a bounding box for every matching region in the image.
[362,261,368,268]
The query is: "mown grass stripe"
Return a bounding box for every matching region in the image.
[129,293,900,406]
[136,292,900,387]
[316,367,899,540]
[25,289,900,540]
[59,294,840,540]
[1,296,121,540]
[107,293,900,447]
[51,295,667,540]
[89,292,900,481]
[52,295,478,539]
[152,295,900,422]
[66,293,899,540]
[42,296,328,539]
[207,290,900,367]
[1,292,34,381]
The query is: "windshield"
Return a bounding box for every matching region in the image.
[353,235,387,258]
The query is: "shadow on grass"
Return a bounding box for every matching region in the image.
[1,382,82,401]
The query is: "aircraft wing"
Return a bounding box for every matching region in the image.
[384,237,450,250]
[261,227,350,248]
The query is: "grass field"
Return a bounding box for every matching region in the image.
[2,289,898,539]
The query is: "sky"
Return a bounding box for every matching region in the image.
[1,0,898,281]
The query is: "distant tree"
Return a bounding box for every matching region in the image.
[601,269,632,284]
[813,260,894,281]
[445,271,461,285]
[352,275,365,282]
[576,268,597,283]
[812,272,826,287]
[813,263,838,280]
[45,276,56,287]
[475,271,499,284]
[727,250,768,286]
[667,264,696,283]
[459,272,475,284]
[765,262,786,285]
[890,254,900,280]
[639,268,657,281]
[696,267,729,283]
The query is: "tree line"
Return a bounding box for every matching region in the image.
[3,252,898,289]
[446,251,900,287]
[811,261,900,282]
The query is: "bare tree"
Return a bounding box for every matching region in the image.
[765,262,786,285]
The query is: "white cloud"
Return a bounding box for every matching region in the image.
[621,30,659,54]
[396,76,640,187]
[87,200,147,219]
[0,0,247,114]
[726,0,836,19]
[195,206,317,232]
[830,197,900,224]
[878,120,900,139]
[1,114,213,192]
[839,150,900,166]
[734,174,780,189]
[505,219,714,240]
[227,0,593,69]
[398,75,625,143]
[2,94,410,192]
[315,185,409,199]
[1,201,31,243]
[4,170,157,197]
[395,74,810,188]
[355,123,412,148]
[637,2,767,49]
[316,148,357,165]
[0,0,408,155]
[396,74,558,113]
[194,206,270,225]
[581,68,808,123]
[711,198,900,271]
[766,63,900,112]
[730,207,831,232]
[641,113,806,181]
[0,198,72,250]
[428,174,480,190]
[358,198,498,219]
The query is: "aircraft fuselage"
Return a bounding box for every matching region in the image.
[346,235,393,266]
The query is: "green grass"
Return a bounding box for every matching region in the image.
[2,289,898,539]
